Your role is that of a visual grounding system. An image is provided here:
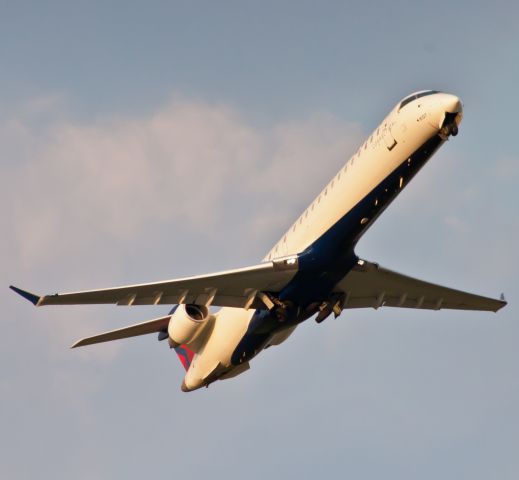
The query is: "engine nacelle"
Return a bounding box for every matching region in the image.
[168,304,209,348]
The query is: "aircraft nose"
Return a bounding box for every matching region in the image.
[442,94,463,115]
[429,93,463,136]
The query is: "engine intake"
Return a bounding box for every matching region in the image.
[168,304,209,348]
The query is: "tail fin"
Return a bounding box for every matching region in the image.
[166,305,194,371]
[174,344,195,371]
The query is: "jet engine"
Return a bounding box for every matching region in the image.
[167,304,210,348]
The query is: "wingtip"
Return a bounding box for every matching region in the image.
[71,336,91,348]
[9,285,41,306]
[497,300,508,312]
[492,297,508,313]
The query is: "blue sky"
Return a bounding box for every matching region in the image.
[1,2,518,479]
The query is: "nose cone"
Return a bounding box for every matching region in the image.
[442,94,463,115]
[429,93,463,134]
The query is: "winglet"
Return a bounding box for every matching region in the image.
[496,297,508,312]
[9,285,41,306]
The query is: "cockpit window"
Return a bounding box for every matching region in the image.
[399,90,439,110]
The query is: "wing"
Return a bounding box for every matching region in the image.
[335,259,507,312]
[10,257,299,310]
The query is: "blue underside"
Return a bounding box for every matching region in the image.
[230,134,444,366]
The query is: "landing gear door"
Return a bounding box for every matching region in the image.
[383,122,397,151]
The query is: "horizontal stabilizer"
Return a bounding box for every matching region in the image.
[71,315,171,348]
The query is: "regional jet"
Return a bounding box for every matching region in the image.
[11,91,507,391]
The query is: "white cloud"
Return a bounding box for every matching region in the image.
[2,95,362,272]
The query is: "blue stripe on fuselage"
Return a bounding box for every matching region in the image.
[230,134,444,366]
[281,134,444,305]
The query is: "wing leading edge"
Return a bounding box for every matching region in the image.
[335,259,507,312]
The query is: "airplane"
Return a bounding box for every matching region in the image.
[10,90,507,392]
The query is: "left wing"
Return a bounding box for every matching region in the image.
[334,259,507,312]
[10,258,299,310]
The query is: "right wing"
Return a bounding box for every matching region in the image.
[10,257,299,310]
[335,259,507,312]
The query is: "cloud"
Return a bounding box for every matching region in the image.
[2,95,362,272]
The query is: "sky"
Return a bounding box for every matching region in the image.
[1,1,518,479]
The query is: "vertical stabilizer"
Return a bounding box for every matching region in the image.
[166,305,196,371]
[175,344,195,371]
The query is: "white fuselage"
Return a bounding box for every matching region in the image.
[183,91,463,391]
